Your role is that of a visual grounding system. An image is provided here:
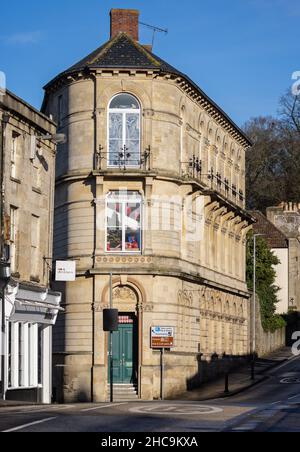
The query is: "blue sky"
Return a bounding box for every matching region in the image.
[0,0,299,126]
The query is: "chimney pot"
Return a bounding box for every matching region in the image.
[110,9,140,41]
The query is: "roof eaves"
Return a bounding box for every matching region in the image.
[43,35,252,146]
[159,68,252,146]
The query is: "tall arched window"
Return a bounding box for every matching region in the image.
[108,94,141,168]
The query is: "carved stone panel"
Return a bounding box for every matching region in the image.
[112,286,138,312]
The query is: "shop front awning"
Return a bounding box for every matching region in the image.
[16,300,64,311]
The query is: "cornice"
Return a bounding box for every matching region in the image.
[44,67,251,149]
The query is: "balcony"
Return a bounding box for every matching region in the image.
[181,156,245,208]
[95,145,151,171]
[94,148,245,208]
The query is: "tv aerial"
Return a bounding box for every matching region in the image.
[139,21,168,49]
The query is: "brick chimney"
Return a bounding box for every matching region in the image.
[110,9,140,41]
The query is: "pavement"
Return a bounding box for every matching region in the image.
[0,347,292,410]
[0,400,35,408]
[0,347,299,432]
[180,347,294,401]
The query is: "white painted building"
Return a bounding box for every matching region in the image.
[251,211,289,315]
[0,283,61,403]
[272,248,289,314]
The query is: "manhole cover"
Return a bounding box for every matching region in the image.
[129,404,223,415]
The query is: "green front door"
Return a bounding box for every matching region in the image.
[110,323,135,384]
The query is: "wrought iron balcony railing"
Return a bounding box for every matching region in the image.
[181,158,245,206]
[208,170,245,204]
[94,147,245,206]
[95,145,151,171]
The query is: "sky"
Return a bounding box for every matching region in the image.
[0,0,299,126]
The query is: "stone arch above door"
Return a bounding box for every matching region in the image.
[101,276,146,314]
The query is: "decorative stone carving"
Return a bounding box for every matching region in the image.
[144,303,154,312]
[96,256,153,265]
[94,303,109,312]
[113,287,137,302]
[178,290,193,307]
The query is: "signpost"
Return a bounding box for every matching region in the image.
[151,327,175,400]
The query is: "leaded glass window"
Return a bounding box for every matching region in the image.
[108,94,141,167]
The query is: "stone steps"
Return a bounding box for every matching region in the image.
[107,384,139,402]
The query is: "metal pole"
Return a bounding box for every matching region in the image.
[161,348,164,401]
[110,273,113,403]
[224,372,229,394]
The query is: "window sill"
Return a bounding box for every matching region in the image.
[7,385,42,391]
[10,177,21,184]
[105,252,142,255]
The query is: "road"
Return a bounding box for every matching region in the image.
[1,355,300,433]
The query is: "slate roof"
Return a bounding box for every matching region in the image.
[50,34,188,80]
[43,33,251,145]
[67,34,164,71]
[250,210,288,249]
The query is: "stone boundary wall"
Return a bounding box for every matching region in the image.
[251,295,286,357]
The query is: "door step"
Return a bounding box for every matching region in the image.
[107,384,139,402]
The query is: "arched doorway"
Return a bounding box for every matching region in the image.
[102,280,144,392]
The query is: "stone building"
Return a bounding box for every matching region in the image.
[0,90,61,403]
[42,9,253,402]
[267,202,300,313]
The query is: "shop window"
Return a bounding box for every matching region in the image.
[106,191,142,253]
[6,322,40,389]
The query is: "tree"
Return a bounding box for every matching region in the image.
[246,233,286,332]
[244,117,284,211]
[279,90,300,133]
[244,90,300,212]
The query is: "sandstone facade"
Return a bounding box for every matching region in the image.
[43,9,252,402]
[0,90,61,403]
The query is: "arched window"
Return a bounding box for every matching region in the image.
[108,94,141,168]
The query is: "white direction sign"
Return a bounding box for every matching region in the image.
[55,261,76,282]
